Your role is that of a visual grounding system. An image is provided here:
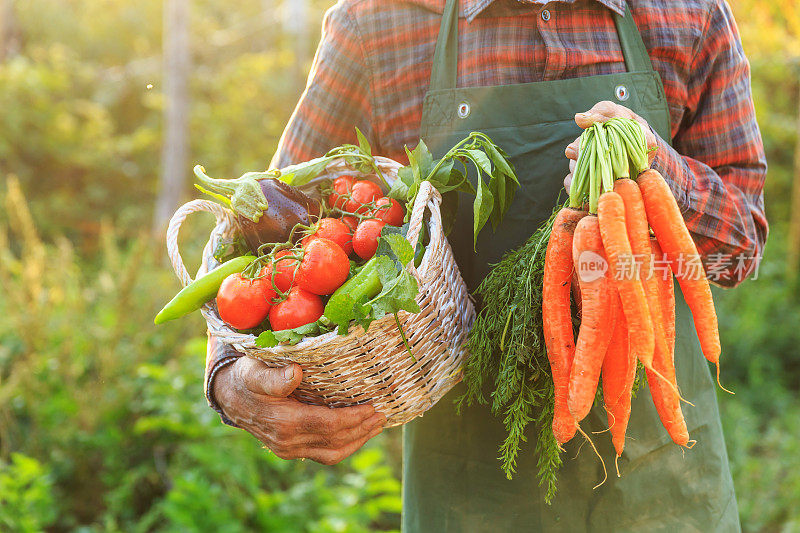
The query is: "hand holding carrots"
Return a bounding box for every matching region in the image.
[543,117,723,481]
[563,100,658,192]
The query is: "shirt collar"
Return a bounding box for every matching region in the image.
[411,0,626,23]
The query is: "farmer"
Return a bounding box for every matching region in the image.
[206,0,766,530]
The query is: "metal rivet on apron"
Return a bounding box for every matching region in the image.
[457,101,471,119]
[541,9,551,22]
[615,84,630,101]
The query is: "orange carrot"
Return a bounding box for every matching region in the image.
[601,291,635,457]
[544,207,588,443]
[613,178,684,402]
[646,237,690,446]
[596,192,655,376]
[637,170,721,367]
[651,237,676,353]
[567,215,616,422]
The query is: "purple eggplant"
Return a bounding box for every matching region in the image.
[194,165,320,252]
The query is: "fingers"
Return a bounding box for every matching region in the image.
[216,356,388,466]
[299,410,386,449]
[565,136,580,160]
[575,100,637,128]
[235,357,302,398]
[304,424,385,466]
[297,402,378,436]
[564,174,572,192]
[256,401,386,464]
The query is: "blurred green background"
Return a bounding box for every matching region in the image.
[0,1,798,531]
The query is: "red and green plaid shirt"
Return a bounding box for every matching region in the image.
[206,0,767,421]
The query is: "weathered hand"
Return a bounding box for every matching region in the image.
[563,100,658,192]
[213,356,386,465]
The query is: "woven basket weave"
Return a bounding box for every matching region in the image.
[166,156,475,427]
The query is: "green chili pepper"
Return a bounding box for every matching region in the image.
[323,256,384,326]
[154,255,256,325]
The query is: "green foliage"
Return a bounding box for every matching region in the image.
[457,210,561,499]
[0,179,400,530]
[715,233,800,531]
[0,454,57,532]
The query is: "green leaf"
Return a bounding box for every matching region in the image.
[428,159,454,188]
[280,156,332,186]
[369,266,420,319]
[413,223,428,265]
[255,330,278,348]
[488,173,506,230]
[355,127,372,156]
[466,149,493,176]
[473,176,495,248]
[255,321,325,347]
[376,231,415,267]
[387,166,414,200]
[431,168,475,195]
[410,140,434,178]
[485,142,519,185]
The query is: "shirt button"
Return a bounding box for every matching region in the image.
[541,9,551,22]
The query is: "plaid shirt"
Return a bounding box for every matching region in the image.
[206,0,768,421]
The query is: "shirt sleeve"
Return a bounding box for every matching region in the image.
[270,2,374,168]
[204,2,375,422]
[650,1,768,288]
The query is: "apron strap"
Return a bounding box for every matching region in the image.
[613,3,655,73]
[429,0,460,93]
[428,0,655,93]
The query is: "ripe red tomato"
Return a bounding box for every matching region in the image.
[302,217,353,256]
[353,219,386,260]
[344,180,382,214]
[328,175,356,210]
[269,287,324,331]
[296,238,350,295]
[217,273,274,330]
[371,197,404,226]
[267,249,300,293]
[341,215,359,232]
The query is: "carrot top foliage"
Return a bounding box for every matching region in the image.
[456,209,561,502]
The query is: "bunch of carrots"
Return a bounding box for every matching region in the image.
[542,118,727,479]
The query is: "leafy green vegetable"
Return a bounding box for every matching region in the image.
[369,264,420,319]
[324,227,419,335]
[280,127,388,189]
[255,321,328,348]
[387,132,519,247]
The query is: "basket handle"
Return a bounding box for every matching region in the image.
[166,199,237,287]
[406,181,443,281]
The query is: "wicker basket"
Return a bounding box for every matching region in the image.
[166,156,475,427]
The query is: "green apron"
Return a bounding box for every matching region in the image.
[402,1,740,531]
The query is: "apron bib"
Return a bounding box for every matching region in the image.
[402,2,740,531]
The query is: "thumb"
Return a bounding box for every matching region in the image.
[236,357,302,398]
